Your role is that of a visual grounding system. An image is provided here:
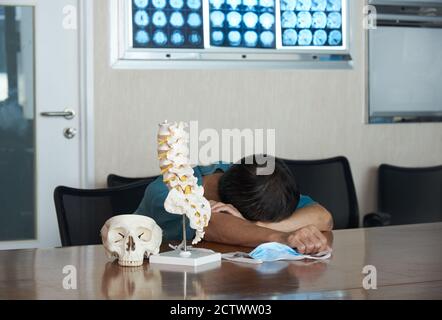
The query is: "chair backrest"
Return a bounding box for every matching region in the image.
[107,174,159,188]
[54,180,153,247]
[282,156,359,229]
[378,164,442,225]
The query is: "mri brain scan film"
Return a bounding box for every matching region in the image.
[132,0,204,48]
[280,0,343,47]
[209,0,277,49]
[131,0,344,50]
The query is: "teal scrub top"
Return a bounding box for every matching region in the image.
[135,162,316,240]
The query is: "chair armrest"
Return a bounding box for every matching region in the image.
[363,212,392,228]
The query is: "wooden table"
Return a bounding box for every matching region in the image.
[1,223,441,299]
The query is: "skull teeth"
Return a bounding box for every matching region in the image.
[118,259,144,267]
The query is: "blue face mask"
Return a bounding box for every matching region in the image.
[222,242,331,264]
[249,242,304,262]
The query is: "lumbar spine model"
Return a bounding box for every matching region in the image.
[157,121,211,246]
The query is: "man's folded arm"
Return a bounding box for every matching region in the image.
[256,204,334,233]
[204,212,286,248]
[204,211,331,254]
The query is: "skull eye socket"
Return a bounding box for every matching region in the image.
[107,228,126,243]
[137,228,152,242]
[116,233,124,243]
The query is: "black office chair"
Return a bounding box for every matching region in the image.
[364,164,442,227]
[107,174,159,188]
[282,156,359,229]
[54,180,154,247]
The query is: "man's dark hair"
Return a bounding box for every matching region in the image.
[218,155,300,222]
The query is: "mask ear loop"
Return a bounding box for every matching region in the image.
[301,251,332,260]
[221,252,263,264]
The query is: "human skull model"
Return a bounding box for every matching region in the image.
[100,214,162,267]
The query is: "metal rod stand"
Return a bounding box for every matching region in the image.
[182,215,187,252]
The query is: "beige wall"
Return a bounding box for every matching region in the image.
[94,0,442,220]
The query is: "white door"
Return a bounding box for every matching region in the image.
[0,0,91,249]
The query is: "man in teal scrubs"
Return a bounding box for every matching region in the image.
[136,157,333,254]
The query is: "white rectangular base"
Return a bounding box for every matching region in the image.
[149,249,221,267]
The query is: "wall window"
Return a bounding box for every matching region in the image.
[367,1,442,123]
[112,0,351,67]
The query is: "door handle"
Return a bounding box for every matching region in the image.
[40,108,75,120]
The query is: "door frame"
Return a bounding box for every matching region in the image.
[79,0,95,189]
[0,0,95,249]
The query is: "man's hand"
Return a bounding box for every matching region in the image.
[210,201,245,220]
[278,225,329,254]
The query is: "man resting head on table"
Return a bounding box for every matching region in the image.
[136,156,333,255]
